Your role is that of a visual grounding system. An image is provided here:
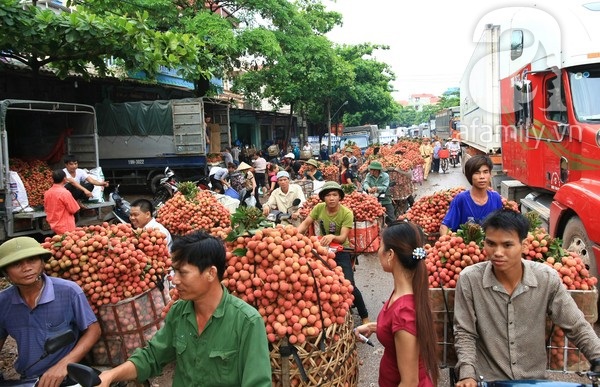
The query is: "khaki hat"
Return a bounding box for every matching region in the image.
[236,162,252,171]
[0,237,51,274]
[318,181,345,201]
[368,161,383,170]
[306,159,319,168]
[344,148,353,153]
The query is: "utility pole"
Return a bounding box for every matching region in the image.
[328,100,348,155]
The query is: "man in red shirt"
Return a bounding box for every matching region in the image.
[44,169,81,234]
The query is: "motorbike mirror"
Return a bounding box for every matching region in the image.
[45,330,76,355]
[292,198,301,207]
[22,330,76,375]
[67,363,101,387]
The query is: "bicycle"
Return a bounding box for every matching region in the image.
[439,149,450,174]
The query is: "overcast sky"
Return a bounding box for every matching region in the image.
[324,0,512,100]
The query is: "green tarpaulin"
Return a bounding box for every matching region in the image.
[96,100,173,136]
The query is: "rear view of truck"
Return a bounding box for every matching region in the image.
[0,100,100,240]
[339,125,379,153]
[97,98,230,192]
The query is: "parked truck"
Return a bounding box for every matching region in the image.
[434,106,460,140]
[96,98,231,192]
[338,125,380,153]
[0,99,109,241]
[459,2,600,276]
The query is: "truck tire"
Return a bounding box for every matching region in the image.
[149,174,165,194]
[562,216,596,278]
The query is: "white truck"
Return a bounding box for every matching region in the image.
[0,100,110,241]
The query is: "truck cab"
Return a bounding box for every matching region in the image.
[460,2,600,277]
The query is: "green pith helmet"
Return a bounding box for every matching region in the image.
[318,181,345,201]
[306,159,319,168]
[368,161,383,170]
[0,237,51,274]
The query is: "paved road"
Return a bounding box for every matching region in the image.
[354,166,469,387]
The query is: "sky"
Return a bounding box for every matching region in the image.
[324,0,506,100]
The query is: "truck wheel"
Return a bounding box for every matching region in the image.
[562,216,597,278]
[149,174,165,194]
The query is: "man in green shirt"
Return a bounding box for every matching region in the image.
[362,161,395,225]
[297,181,370,324]
[97,232,272,387]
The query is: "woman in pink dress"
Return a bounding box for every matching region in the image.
[354,221,438,387]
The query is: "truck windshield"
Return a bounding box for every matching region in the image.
[339,136,369,149]
[569,66,600,121]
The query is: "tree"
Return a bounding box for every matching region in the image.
[437,87,460,109]
[335,44,400,128]
[231,2,352,144]
[0,0,209,82]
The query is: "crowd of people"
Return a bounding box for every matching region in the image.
[4,136,600,387]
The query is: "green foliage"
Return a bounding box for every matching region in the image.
[341,183,356,195]
[226,205,270,241]
[0,0,209,80]
[437,88,460,109]
[525,211,543,232]
[1,0,409,131]
[177,181,199,200]
[456,222,485,246]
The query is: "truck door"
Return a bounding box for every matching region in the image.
[172,100,206,155]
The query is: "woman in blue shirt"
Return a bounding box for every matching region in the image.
[439,155,503,234]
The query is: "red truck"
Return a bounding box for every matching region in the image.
[459,2,600,276]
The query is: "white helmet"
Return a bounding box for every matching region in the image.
[284,153,295,159]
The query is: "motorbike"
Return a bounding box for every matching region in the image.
[438,148,450,174]
[103,184,130,224]
[152,167,210,210]
[445,358,600,387]
[0,330,80,387]
[266,198,302,225]
[450,149,460,168]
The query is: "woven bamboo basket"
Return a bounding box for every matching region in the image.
[294,180,314,199]
[270,313,358,386]
[387,169,414,200]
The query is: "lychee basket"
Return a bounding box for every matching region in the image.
[270,312,358,386]
[88,281,171,366]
